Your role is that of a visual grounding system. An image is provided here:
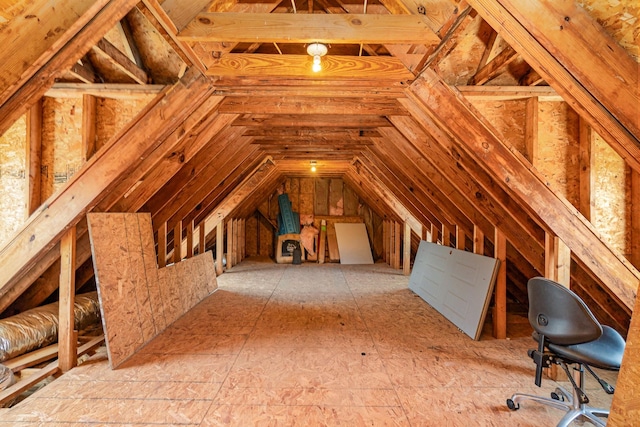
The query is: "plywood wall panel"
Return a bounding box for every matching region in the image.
[95,97,155,152]
[314,178,329,215]
[41,97,83,200]
[88,212,217,368]
[535,102,580,207]
[594,135,631,256]
[0,116,26,245]
[468,99,527,155]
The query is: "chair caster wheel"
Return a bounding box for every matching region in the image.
[506,399,519,410]
[551,392,564,401]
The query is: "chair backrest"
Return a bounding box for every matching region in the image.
[527,277,602,346]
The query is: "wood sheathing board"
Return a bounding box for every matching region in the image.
[87,212,217,368]
[594,136,631,257]
[535,102,580,207]
[0,116,26,245]
[41,97,83,201]
[95,96,155,152]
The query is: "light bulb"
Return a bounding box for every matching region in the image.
[312,55,322,72]
[311,165,317,172]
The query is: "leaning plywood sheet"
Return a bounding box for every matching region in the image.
[87,212,217,368]
[409,241,499,340]
[334,223,373,264]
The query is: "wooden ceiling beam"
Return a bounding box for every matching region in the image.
[92,38,149,84]
[467,45,518,86]
[178,12,441,44]
[232,114,393,128]
[45,83,165,99]
[203,53,415,80]
[244,127,380,138]
[219,96,409,115]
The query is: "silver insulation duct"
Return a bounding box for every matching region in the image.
[0,292,101,362]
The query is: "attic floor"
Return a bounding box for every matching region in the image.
[0,258,616,426]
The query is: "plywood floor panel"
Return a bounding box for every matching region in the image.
[0,259,617,426]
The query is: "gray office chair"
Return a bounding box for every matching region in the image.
[506,277,626,427]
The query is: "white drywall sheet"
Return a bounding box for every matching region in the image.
[409,240,500,340]
[334,223,374,264]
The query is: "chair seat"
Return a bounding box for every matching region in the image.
[548,326,625,370]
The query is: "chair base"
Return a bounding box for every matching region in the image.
[507,386,609,427]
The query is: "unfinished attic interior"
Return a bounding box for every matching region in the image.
[0,0,638,424]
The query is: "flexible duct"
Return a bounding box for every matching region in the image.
[0,292,101,362]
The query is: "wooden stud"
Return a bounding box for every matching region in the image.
[403,222,411,276]
[545,232,571,286]
[524,97,538,164]
[579,117,594,221]
[441,224,450,247]
[173,220,182,263]
[199,223,206,256]
[82,94,97,162]
[473,225,485,255]
[394,221,401,270]
[430,223,439,244]
[186,220,194,259]
[157,222,167,268]
[25,99,43,216]
[318,219,326,264]
[493,228,507,339]
[216,222,224,275]
[456,225,466,250]
[58,226,77,373]
[226,218,233,270]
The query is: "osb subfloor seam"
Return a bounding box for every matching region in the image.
[0,258,617,426]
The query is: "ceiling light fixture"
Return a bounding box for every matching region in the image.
[307,43,327,73]
[310,160,317,172]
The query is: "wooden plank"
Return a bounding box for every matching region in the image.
[467,0,640,173]
[45,83,165,99]
[233,114,392,128]
[0,361,59,406]
[393,222,401,269]
[578,117,594,221]
[326,224,340,262]
[203,53,414,80]
[92,38,148,84]
[226,218,233,269]
[467,46,518,86]
[473,225,484,255]
[318,219,327,264]
[25,99,43,216]
[58,226,77,373]
[173,220,182,263]
[186,220,194,258]
[216,221,224,275]
[87,213,216,368]
[409,68,639,310]
[403,222,411,275]
[157,222,167,268]
[178,12,440,44]
[493,227,506,339]
[82,94,97,162]
[219,96,409,116]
